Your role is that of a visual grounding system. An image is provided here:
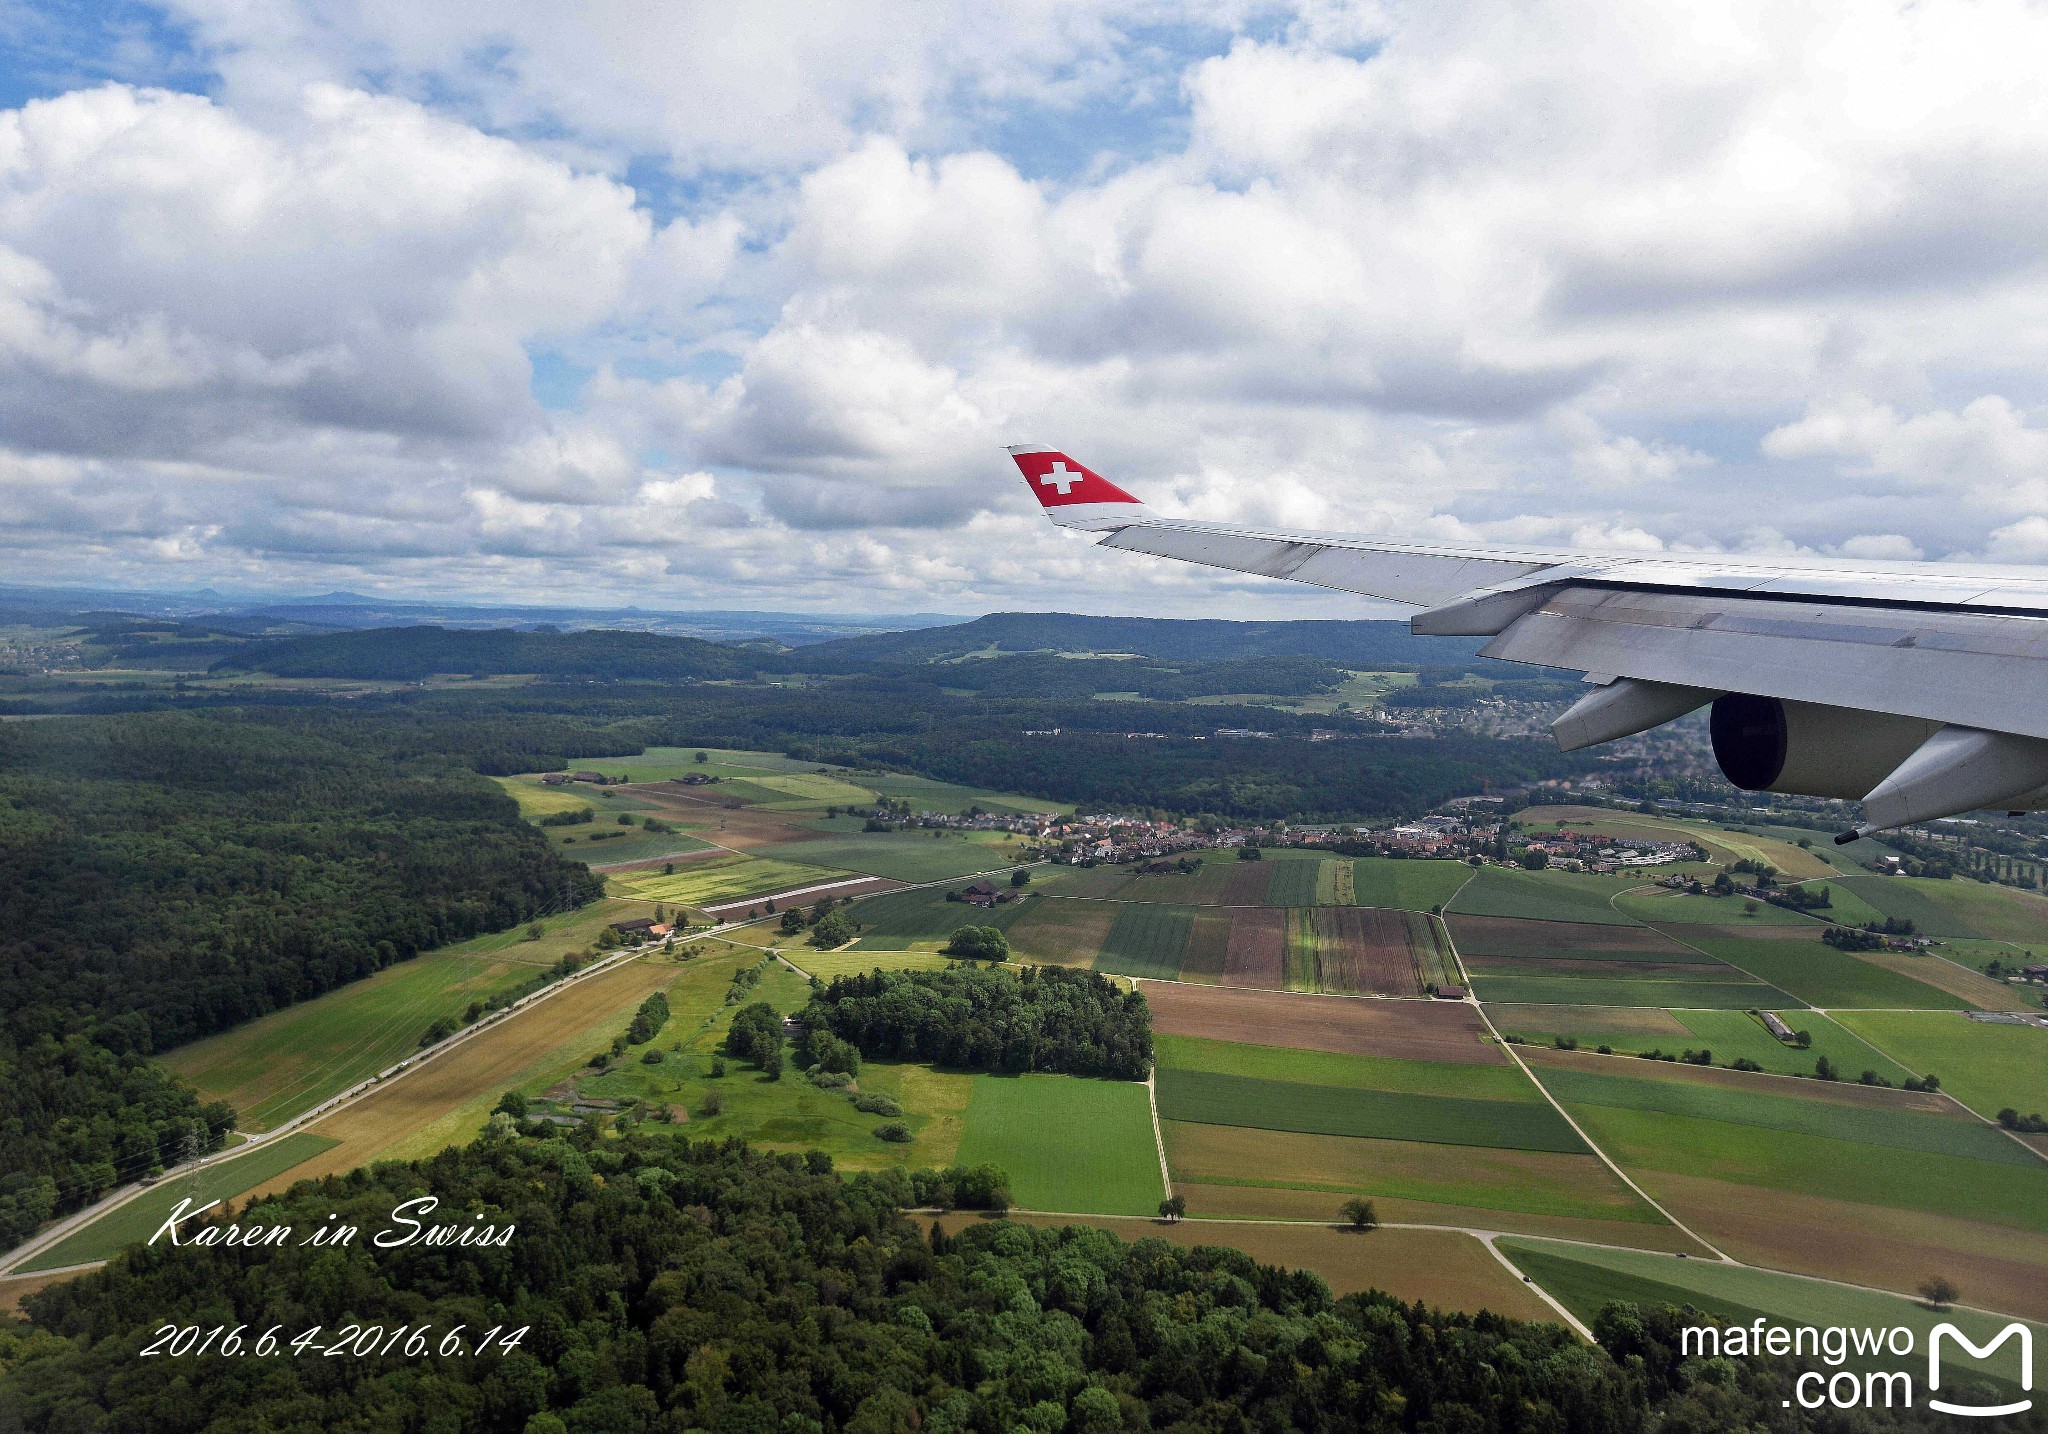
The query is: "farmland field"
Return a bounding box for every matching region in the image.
[1145,980,1501,1062]
[1178,909,1233,982]
[1315,907,1428,996]
[1667,1008,1913,1082]
[1468,973,1778,1008]
[1499,1238,2048,1377]
[1003,898,1118,966]
[1612,889,1821,926]
[1446,868,1641,924]
[1679,931,1972,1009]
[19,1133,341,1273]
[781,947,959,980]
[1156,1034,1534,1099]
[1350,858,1470,911]
[846,886,1030,948]
[1449,914,1708,962]
[953,1074,1165,1215]
[1263,856,1324,907]
[1219,906,1287,986]
[612,854,847,908]
[1216,859,1273,905]
[1095,901,1194,979]
[1155,1068,1585,1152]
[162,902,637,1130]
[765,832,1024,882]
[1836,1010,2048,1120]
[1828,874,1986,938]
[1486,1003,1691,1043]
[1524,805,1835,879]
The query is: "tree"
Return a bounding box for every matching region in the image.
[810,909,856,948]
[943,925,1010,961]
[1815,1055,1837,1081]
[1010,868,1031,888]
[1159,1194,1187,1223]
[1340,1197,1379,1231]
[1919,1275,1960,1309]
[1237,844,1263,861]
[493,1089,528,1119]
[694,750,708,763]
[779,909,808,934]
[1518,849,1549,870]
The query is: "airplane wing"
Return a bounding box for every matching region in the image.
[1008,444,2048,835]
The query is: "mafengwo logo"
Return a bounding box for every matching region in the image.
[1929,1323,2032,1419]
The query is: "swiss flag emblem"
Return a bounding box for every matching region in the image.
[1011,450,1140,507]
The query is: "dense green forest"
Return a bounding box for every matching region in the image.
[798,611,1499,666]
[804,966,1153,1080]
[0,1129,1954,1433]
[0,713,602,1243]
[216,625,770,682]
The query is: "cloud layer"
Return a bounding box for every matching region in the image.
[6,0,2048,612]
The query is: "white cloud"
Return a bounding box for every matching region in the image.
[1762,395,2048,511]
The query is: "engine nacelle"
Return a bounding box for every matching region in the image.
[1709,694,1941,800]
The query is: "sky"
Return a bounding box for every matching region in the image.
[4,0,2048,618]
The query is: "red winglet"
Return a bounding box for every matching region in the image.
[1009,447,1141,507]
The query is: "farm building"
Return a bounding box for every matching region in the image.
[1759,1011,1795,1041]
[540,773,573,785]
[611,917,657,937]
[1433,984,1468,1000]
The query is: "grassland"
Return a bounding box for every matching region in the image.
[1156,1069,1585,1153]
[162,902,637,1130]
[1835,1011,2048,1120]
[1157,1035,1537,1099]
[493,777,598,819]
[1096,902,1195,979]
[953,1075,1165,1215]
[1828,874,1987,938]
[1679,931,1972,1009]
[21,1133,340,1272]
[1349,858,1470,911]
[1446,868,1641,925]
[779,948,960,981]
[1450,915,1707,962]
[1499,1237,2048,1381]
[613,854,846,908]
[1667,1009,1913,1082]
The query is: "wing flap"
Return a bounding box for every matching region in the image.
[1484,587,2048,741]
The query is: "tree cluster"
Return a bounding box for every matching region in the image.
[803,966,1152,1080]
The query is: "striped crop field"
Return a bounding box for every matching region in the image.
[1155,1069,1585,1153]
[1094,901,1195,979]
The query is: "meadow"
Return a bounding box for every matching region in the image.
[1828,874,1988,938]
[1835,1011,2048,1120]
[844,887,1030,949]
[1613,889,1820,926]
[952,1075,1165,1215]
[1095,902,1195,979]
[1262,855,1325,907]
[1467,974,1778,1008]
[1155,1034,1536,1100]
[20,1133,340,1272]
[1667,1009,1913,1082]
[162,902,638,1130]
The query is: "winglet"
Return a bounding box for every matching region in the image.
[1007,444,1146,530]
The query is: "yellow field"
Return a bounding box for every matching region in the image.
[612,854,846,907]
[493,776,598,819]
[741,773,877,806]
[1533,806,1834,880]
[780,948,960,980]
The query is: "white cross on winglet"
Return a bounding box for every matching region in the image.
[1038,461,1081,496]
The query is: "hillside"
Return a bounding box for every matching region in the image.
[213,624,774,681]
[800,611,1492,665]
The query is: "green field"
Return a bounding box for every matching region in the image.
[847,886,1030,949]
[1263,857,1324,907]
[1155,1035,1540,1102]
[21,1133,340,1272]
[1350,858,1471,911]
[162,904,634,1130]
[553,825,718,866]
[1564,1103,2048,1230]
[1535,1066,2033,1165]
[1828,875,1986,939]
[1667,1009,1913,1083]
[1470,975,1778,1008]
[766,833,1024,882]
[953,1074,1165,1215]
[1614,889,1821,926]
[1155,1069,1585,1153]
[1447,868,1641,925]
[1835,1011,2048,1120]
[1680,932,1971,1010]
[1095,902,1194,979]
[1499,1238,2047,1385]
[613,855,846,908]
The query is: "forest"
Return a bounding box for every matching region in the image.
[803,966,1153,1081]
[0,1127,1944,1433]
[0,712,602,1242]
